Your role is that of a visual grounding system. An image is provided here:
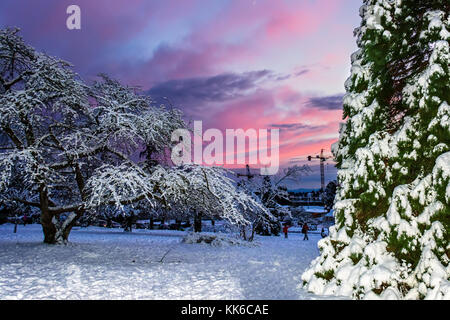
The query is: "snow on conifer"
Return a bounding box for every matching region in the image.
[302,0,449,300]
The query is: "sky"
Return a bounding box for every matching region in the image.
[0,0,362,188]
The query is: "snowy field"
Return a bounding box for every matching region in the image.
[0,223,333,300]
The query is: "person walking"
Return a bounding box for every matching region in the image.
[321,227,327,238]
[283,224,290,239]
[302,223,309,241]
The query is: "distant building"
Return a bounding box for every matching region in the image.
[288,189,323,206]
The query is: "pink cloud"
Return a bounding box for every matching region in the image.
[196,85,341,167]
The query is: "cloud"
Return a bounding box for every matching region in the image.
[273,69,310,81]
[270,123,325,132]
[307,94,344,110]
[147,70,273,109]
[293,69,310,77]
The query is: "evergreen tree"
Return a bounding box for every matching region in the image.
[302,0,449,299]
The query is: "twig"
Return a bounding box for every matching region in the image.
[158,244,177,263]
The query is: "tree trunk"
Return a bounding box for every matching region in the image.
[240,226,247,241]
[149,217,154,229]
[249,225,256,242]
[41,210,81,244]
[39,184,59,244]
[41,210,57,244]
[175,218,181,230]
[124,216,133,232]
[60,210,84,242]
[194,210,202,233]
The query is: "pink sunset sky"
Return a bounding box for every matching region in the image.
[0,0,362,188]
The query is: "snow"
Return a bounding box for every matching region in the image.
[181,232,256,247]
[0,224,337,300]
[302,206,327,213]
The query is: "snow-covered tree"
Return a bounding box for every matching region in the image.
[0,28,265,244]
[239,165,311,238]
[0,28,91,243]
[302,1,449,299]
[156,165,271,233]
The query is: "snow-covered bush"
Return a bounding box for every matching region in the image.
[182,232,257,247]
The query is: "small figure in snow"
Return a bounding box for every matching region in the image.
[283,224,290,239]
[302,223,309,241]
[321,227,328,238]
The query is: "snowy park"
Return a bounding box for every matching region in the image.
[0,0,449,302]
[0,223,328,300]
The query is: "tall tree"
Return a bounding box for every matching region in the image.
[302,0,449,299]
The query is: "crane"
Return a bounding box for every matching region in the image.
[307,149,333,192]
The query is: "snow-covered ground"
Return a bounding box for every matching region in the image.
[302,206,328,213]
[0,223,333,300]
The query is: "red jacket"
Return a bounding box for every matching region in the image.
[283,225,289,233]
